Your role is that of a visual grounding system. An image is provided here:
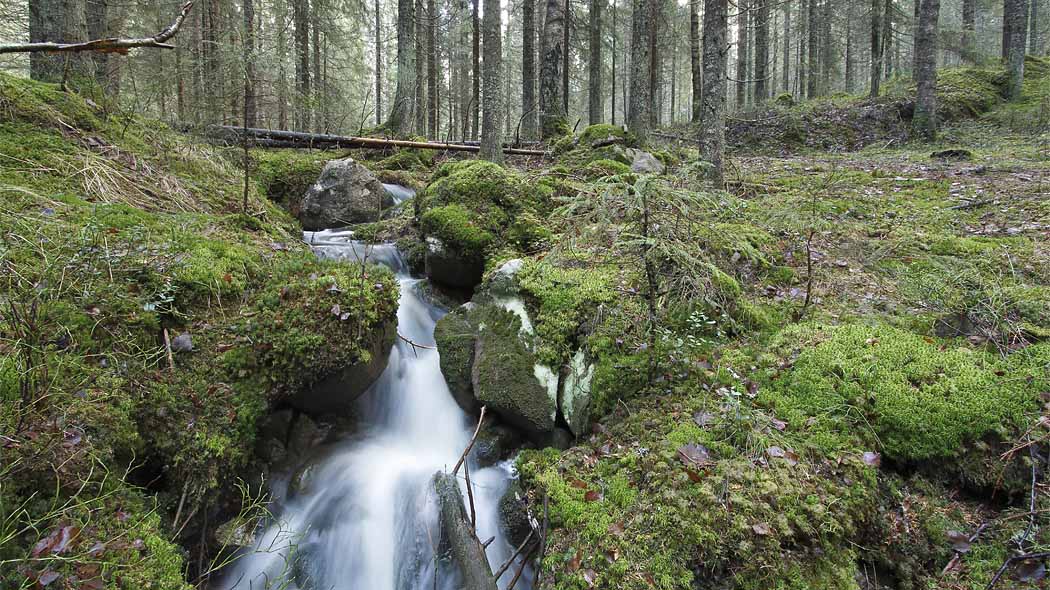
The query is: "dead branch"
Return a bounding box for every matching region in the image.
[506,542,538,590]
[0,2,194,54]
[494,530,535,580]
[464,461,477,532]
[399,331,437,351]
[452,406,486,476]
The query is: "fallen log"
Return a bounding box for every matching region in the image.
[433,471,499,590]
[203,125,547,156]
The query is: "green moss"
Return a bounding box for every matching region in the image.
[252,149,328,210]
[578,123,634,147]
[760,324,1037,462]
[580,159,631,179]
[377,146,434,171]
[420,203,496,258]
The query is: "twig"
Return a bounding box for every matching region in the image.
[984,552,1050,590]
[494,530,535,580]
[162,328,175,370]
[464,461,477,534]
[452,406,486,476]
[941,523,990,576]
[399,331,437,351]
[532,493,549,590]
[507,541,538,589]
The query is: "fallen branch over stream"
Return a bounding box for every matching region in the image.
[202,125,548,156]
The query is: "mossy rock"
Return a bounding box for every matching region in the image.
[581,158,631,179]
[578,123,635,148]
[253,150,330,215]
[434,305,480,413]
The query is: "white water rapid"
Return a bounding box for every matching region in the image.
[382,183,416,205]
[221,232,528,590]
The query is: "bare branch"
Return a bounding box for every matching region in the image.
[0,2,194,55]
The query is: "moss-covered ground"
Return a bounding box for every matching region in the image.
[0,74,399,588]
[4,53,1050,590]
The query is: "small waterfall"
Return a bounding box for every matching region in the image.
[382,183,416,206]
[221,231,527,590]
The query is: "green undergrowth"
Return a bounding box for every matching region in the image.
[0,74,399,588]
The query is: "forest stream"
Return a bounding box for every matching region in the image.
[221,220,529,589]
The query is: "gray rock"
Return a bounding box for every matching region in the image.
[434,306,479,414]
[472,421,523,467]
[498,480,533,547]
[286,413,324,459]
[299,158,390,230]
[213,516,258,548]
[289,320,396,416]
[626,148,665,174]
[547,427,574,451]
[424,237,485,290]
[171,333,193,352]
[559,349,596,437]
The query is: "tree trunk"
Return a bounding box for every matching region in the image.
[428,0,439,136]
[564,0,571,113]
[649,0,661,125]
[1030,0,1040,53]
[1006,0,1029,98]
[628,0,652,139]
[736,0,750,107]
[913,0,940,139]
[313,0,323,132]
[523,0,539,137]
[243,0,257,128]
[376,0,383,126]
[691,0,702,120]
[294,0,311,131]
[29,0,90,84]
[278,0,289,129]
[613,0,619,124]
[845,0,854,91]
[415,0,426,133]
[820,0,832,91]
[472,0,481,139]
[699,0,727,183]
[589,0,604,123]
[961,0,975,61]
[806,0,818,97]
[754,0,769,101]
[782,0,791,92]
[481,0,505,160]
[540,0,567,137]
[386,0,418,134]
[882,0,893,79]
[869,0,883,96]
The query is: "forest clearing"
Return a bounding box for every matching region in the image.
[0,0,1048,588]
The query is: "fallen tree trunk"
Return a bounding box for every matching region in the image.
[433,471,499,590]
[204,125,547,156]
[0,2,194,54]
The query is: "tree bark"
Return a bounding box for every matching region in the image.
[691,0,702,120]
[481,0,505,161]
[627,0,652,139]
[523,0,539,137]
[29,0,90,84]
[820,0,832,90]
[648,0,660,125]
[428,0,439,136]
[243,0,257,128]
[293,0,311,131]
[699,0,727,183]
[869,0,883,96]
[564,0,571,113]
[736,0,750,107]
[806,0,818,97]
[882,0,893,79]
[376,0,383,126]
[313,0,323,132]
[415,0,426,133]
[1030,0,1040,53]
[845,0,855,92]
[1007,0,1029,98]
[589,0,604,123]
[540,0,567,137]
[782,0,791,92]
[386,0,418,134]
[472,0,481,139]
[913,0,940,139]
[961,0,975,61]
[612,0,619,124]
[754,0,769,102]
[433,472,499,590]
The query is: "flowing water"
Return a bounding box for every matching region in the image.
[382,183,416,206]
[221,230,527,590]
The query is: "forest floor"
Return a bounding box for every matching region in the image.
[1,58,1049,590]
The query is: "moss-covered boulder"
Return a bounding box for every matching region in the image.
[299,157,391,230]
[578,123,634,148]
[417,160,551,289]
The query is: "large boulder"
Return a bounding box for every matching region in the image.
[299,157,391,230]
[424,236,486,290]
[289,319,397,416]
[434,260,559,444]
